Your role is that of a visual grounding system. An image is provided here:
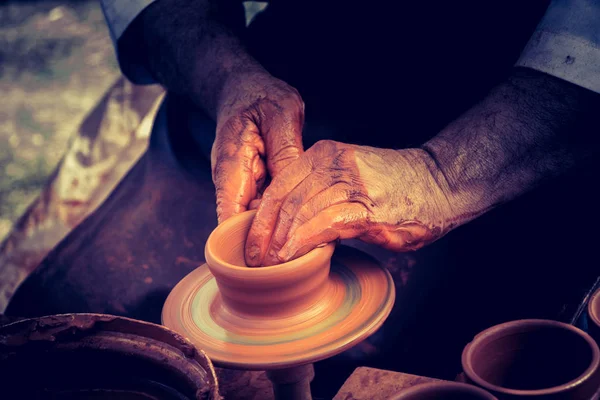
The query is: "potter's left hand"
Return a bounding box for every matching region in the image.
[245,69,600,267]
[244,140,456,266]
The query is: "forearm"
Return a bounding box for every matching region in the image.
[422,67,600,227]
[125,0,263,119]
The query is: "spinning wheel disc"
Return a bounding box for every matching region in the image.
[162,246,395,369]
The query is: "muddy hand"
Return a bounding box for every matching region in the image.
[130,1,304,224]
[245,140,457,266]
[212,72,304,224]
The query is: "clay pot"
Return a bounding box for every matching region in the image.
[390,381,497,400]
[587,288,600,344]
[462,319,600,399]
[204,209,336,319]
[164,210,395,370]
[0,313,219,399]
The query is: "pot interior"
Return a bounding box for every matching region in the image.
[208,211,252,267]
[470,324,593,390]
[2,343,206,399]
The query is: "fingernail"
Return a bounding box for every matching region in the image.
[267,248,284,265]
[277,245,293,262]
[246,244,261,262]
[279,239,301,262]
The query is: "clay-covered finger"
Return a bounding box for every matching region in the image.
[261,94,305,177]
[244,155,314,266]
[277,203,369,263]
[213,124,266,224]
[214,156,265,224]
[262,177,339,264]
[285,184,358,243]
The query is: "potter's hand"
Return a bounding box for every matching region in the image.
[245,140,456,266]
[213,72,304,223]
[129,0,304,223]
[245,68,600,267]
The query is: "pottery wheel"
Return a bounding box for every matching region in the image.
[162,246,395,370]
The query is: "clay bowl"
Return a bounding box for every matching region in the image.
[205,209,336,320]
[163,209,395,369]
[390,381,497,400]
[587,288,600,343]
[462,319,600,399]
[0,313,219,400]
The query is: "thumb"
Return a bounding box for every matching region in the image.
[212,123,267,224]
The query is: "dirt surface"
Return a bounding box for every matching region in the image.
[0,0,120,241]
[0,1,270,243]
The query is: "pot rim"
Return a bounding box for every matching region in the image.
[461,318,600,396]
[205,209,335,278]
[588,288,600,330]
[0,313,220,399]
[391,381,497,399]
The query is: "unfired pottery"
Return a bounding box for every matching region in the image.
[462,319,600,399]
[587,288,600,344]
[0,313,219,399]
[162,210,396,370]
[390,381,497,400]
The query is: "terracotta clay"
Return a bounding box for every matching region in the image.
[204,210,337,320]
[390,381,497,400]
[162,210,396,370]
[462,319,600,399]
[0,313,219,399]
[587,288,600,344]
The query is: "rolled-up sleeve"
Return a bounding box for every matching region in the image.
[100,0,157,84]
[516,0,600,93]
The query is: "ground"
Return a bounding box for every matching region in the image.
[0,0,120,241]
[0,0,267,242]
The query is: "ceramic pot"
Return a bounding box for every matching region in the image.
[390,381,497,400]
[204,209,336,319]
[163,209,395,370]
[0,313,219,399]
[462,319,600,399]
[587,288,600,344]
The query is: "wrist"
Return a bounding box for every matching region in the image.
[138,0,264,118]
[216,69,297,120]
[393,148,459,236]
[189,45,266,119]
[422,67,600,226]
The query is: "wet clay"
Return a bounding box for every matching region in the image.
[162,210,396,370]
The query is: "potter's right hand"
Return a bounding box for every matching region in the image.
[130,0,304,223]
[212,72,304,223]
